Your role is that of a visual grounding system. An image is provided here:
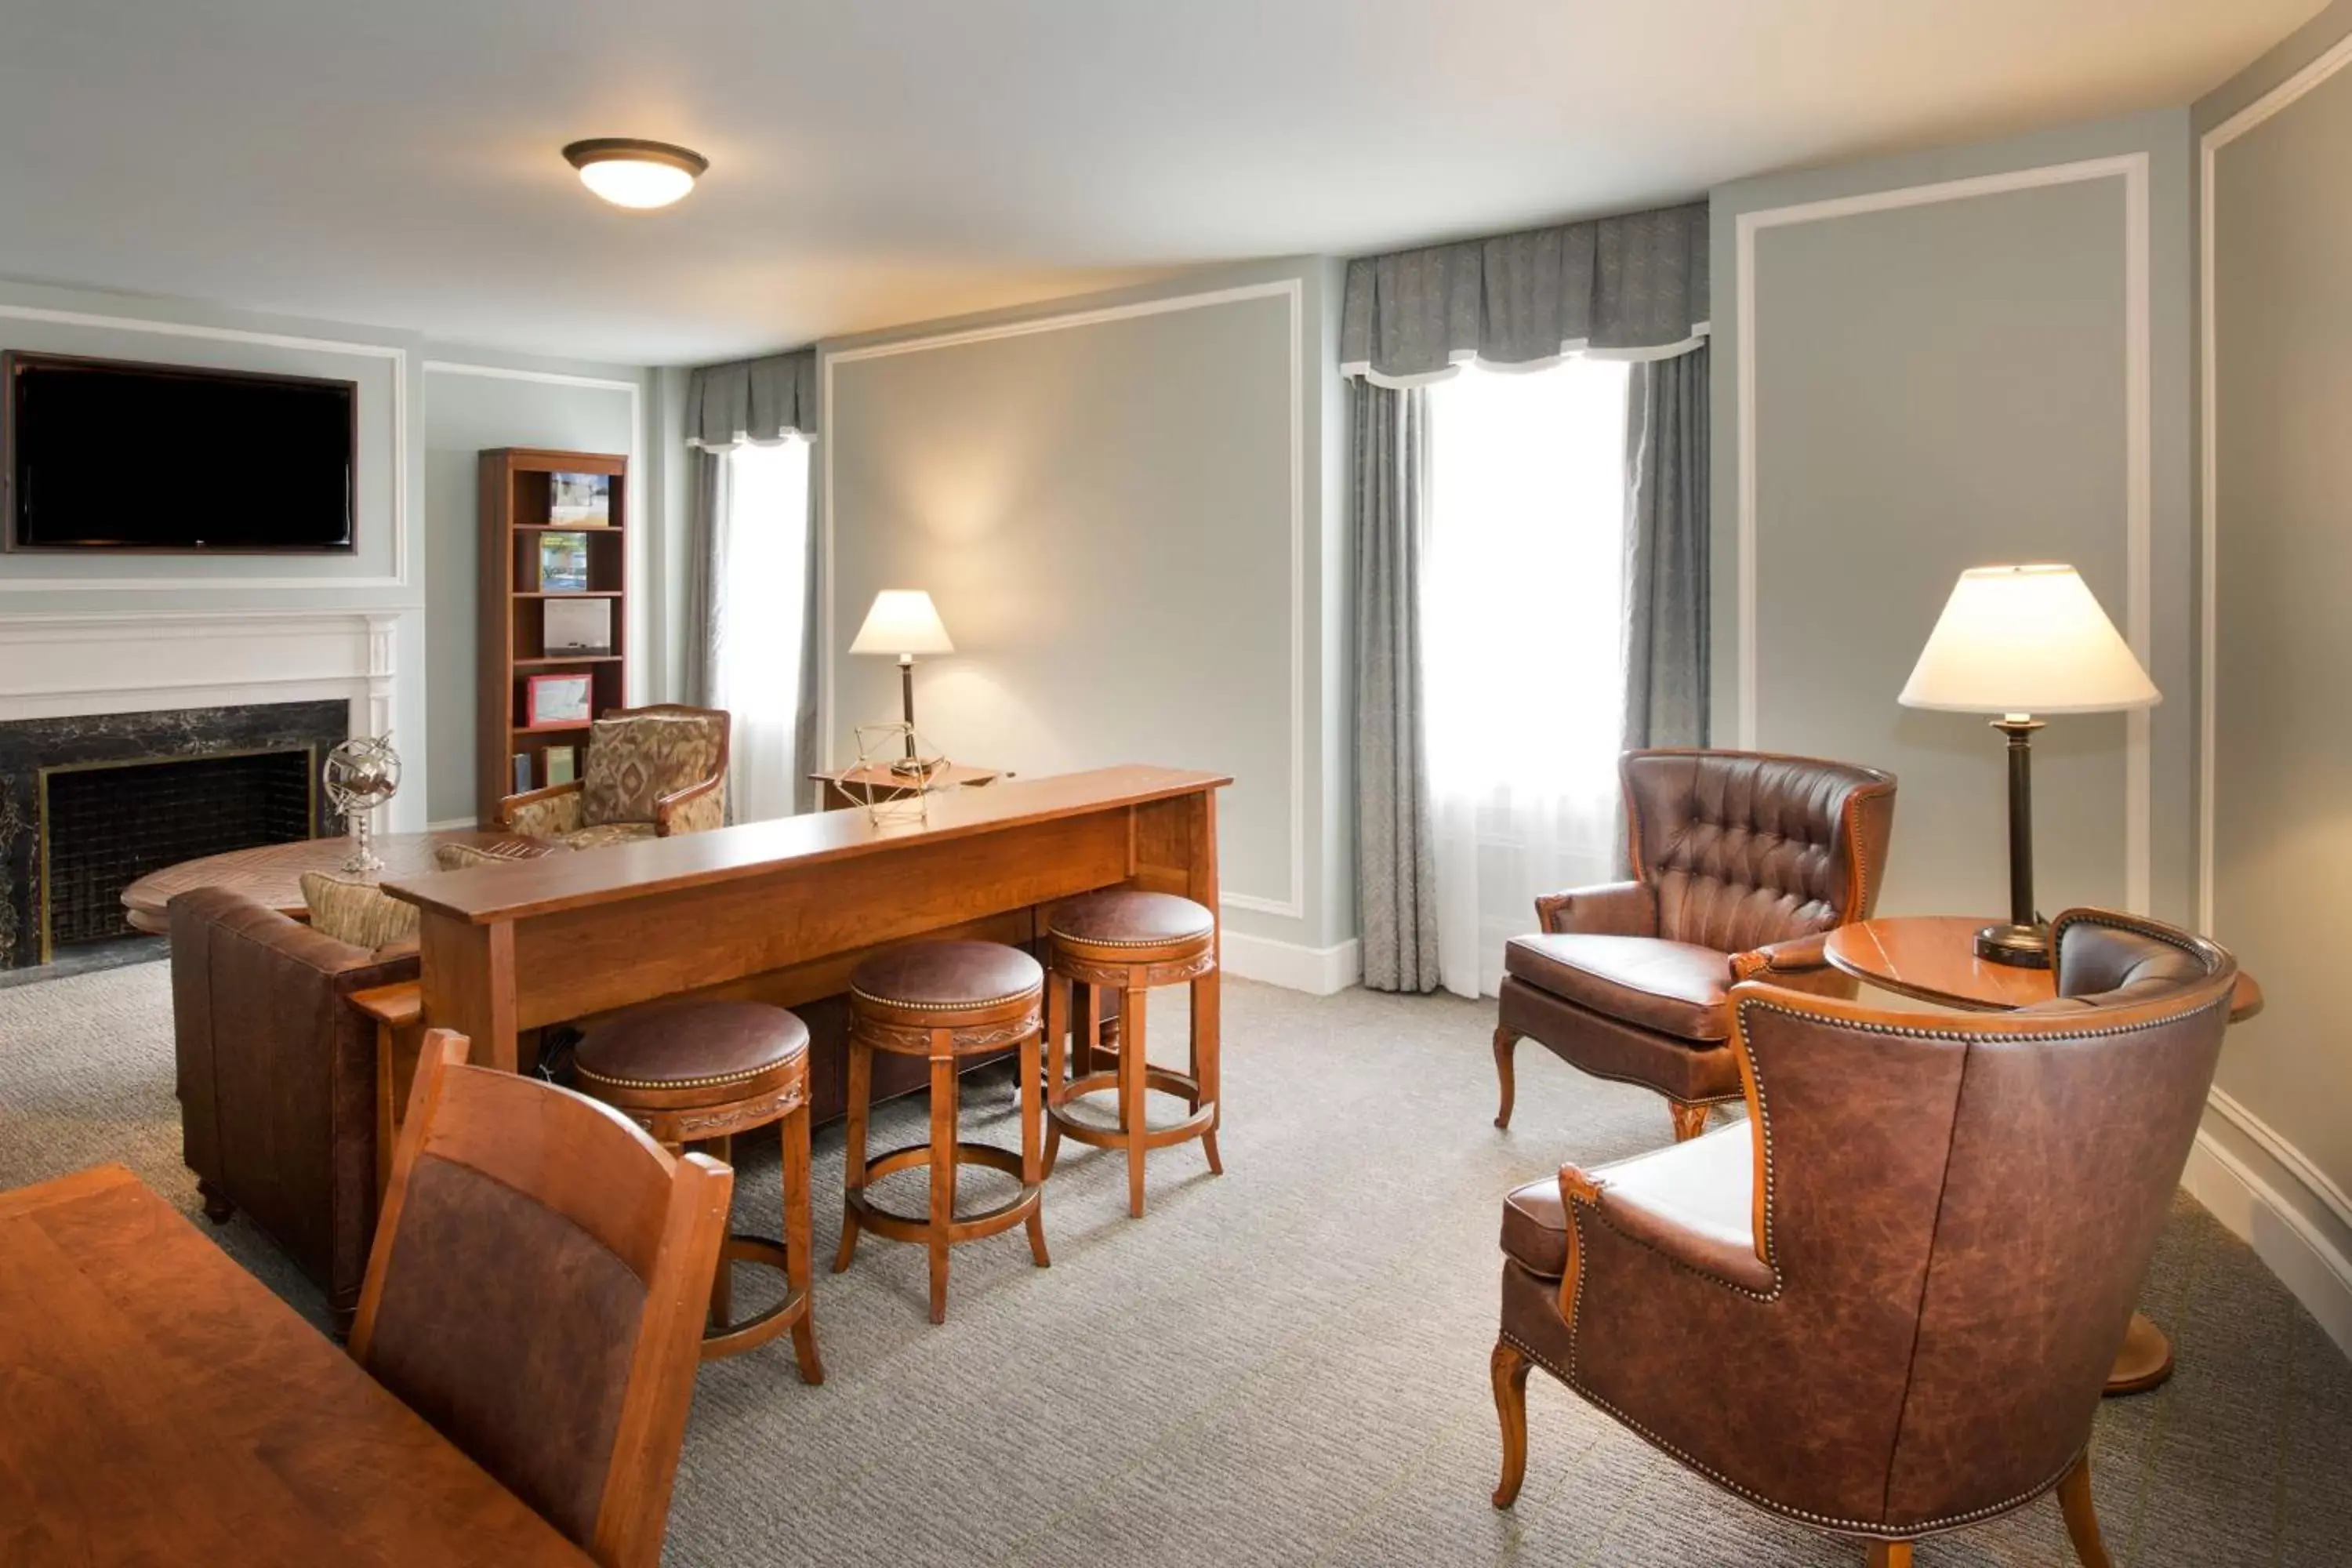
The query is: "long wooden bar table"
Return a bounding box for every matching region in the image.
[387,765,1230,1075]
[0,1164,589,1566]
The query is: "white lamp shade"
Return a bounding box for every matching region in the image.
[848,590,955,657]
[1899,564,2158,715]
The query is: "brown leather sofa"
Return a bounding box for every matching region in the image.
[1490,908,2238,1565]
[1493,749,1896,1143]
[171,886,414,1328]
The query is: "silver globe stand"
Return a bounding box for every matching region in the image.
[343,808,385,875]
[321,734,401,877]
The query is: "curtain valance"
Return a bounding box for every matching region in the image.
[1340,201,1708,387]
[684,348,819,447]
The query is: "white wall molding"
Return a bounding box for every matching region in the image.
[2183,1120,2352,1361]
[0,303,410,591]
[818,278,1308,920]
[423,360,647,705]
[1221,930,1361,996]
[1733,152,2154,913]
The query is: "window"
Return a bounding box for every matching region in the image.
[1422,359,1632,997]
[710,437,812,822]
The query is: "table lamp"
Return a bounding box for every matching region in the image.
[849,589,955,775]
[1898,563,2159,968]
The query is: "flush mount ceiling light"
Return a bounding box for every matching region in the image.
[561,138,708,210]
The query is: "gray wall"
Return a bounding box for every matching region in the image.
[419,351,646,823]
[2195,0,2352,1333]
[1710,110,2197,927]
[819,260,1355,975]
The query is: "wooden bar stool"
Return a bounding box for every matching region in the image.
[573,1000,822,1381]
[835,941,1049,1323]
[1044,890,1221,1218]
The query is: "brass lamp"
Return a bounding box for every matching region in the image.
[1899,564,2159,967]
[849,590,955,775]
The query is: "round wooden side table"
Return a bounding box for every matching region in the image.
[121,829,533,934]
[1823,913,2263,1397]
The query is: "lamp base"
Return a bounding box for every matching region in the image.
[1973,921,2052,969]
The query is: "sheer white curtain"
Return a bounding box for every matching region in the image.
[710,437,811,823]
[1422,361,1632,999]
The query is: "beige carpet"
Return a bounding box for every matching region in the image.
[3,961,2348,1566]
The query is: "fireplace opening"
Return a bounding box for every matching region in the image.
[41,749,316,956]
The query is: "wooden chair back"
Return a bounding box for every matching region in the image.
[350,1030,730,1568]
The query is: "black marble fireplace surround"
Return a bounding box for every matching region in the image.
[0,702,348,969]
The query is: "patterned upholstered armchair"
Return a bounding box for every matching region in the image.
[496,703,730,850]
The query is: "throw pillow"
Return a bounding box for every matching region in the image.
[299,871,419,950]
[579,713,722,827]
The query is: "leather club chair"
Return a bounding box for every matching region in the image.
[497,702,730,849]
[1490,908,2238,1566]
[1492,749,1896,1144]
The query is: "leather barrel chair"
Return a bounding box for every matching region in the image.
[1493,749,1896,1143]
[1490,909,2238,1566]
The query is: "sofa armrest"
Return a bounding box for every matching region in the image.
[655,772,724,836]
[497,780,584,840]
[1534,880,1657,938]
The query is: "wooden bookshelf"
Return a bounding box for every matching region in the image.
[475,448,628,822]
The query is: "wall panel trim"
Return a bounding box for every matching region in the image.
[818,279,1307,920]
[1733,152,2153,912]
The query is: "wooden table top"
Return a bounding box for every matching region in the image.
[1824,914,2264,1023]
[0,1164,589,1566]
[389,764,1231,926]
[121,829,530,931]
[814,761,1001,793]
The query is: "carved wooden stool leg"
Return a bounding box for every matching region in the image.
[1121,982,1149,1218]
[781,1100,823,1385]
[1668,1098,1709,1142]
[1493,1028,1519,1130]
[1043,971,1070,1178]
[1019,1030,1050,1268]
[1490,1340,1530,1508]
[833,1039,871,1273]
[927,1047,957,1325]
[1192,964,1221,1176]
[705,1132,735,1330]
[2057,1454,2111,1568]
[1865,1543,1912,1567]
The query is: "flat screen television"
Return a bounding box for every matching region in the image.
[3,352,356,553]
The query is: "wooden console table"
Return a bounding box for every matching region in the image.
[386,765,1226,1077]
[0,1164,587,1564]
[1824,913,2263,1396]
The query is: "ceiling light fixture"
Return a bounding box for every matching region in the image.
[561,138,708,210]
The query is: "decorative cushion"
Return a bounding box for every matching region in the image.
[434,840,564,872]
[580,713,724,828]
[1502,932,1733,1043]
[1499,1127,1758,1279]
[299,871,419,951]
[555,821,660,851]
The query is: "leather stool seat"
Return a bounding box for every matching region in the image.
[1044,891,1222,1218]
[837,941,1049,1324]
[572,1000,822,1378]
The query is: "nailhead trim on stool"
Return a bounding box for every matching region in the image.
[572,1000,824,1379]
[1044,890,1223,1219]
[835,941,1049,1324]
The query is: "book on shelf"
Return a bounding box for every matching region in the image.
[538,532,590,593]
[545,745,577,786]
[543,596,612,655]
[549,470,612,526]
[512,752,532,794]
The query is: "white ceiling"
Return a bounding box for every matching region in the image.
[0,0,2317,365]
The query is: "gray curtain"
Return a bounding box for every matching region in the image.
[1352,380,1440,993]
[682,348,824,814]
[1621,344,1710,751]
[1340,201,1708,385]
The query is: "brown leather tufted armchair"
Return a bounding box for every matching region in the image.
[1490,909,2238,1566]
[1493,749,1896,1144]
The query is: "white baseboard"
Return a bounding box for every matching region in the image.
[426,816,480,832]
[1219,931,1362,996]
[2180,1102,2352,1363]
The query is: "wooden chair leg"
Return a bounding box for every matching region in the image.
[1019,1030,1050,1268]
[1493,1027,1519,1130]
[1490,1340,1530,1508]
[781,1101,823,1385]
[927,1048,958,1324]
[1120,983,1149,1218]
[1864,1543,1912,1568]
[1668,1099,1710,1142]
[833,1040,871,1273]
[2057,1454,2112,1568]
[1192,968,1221,1175]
